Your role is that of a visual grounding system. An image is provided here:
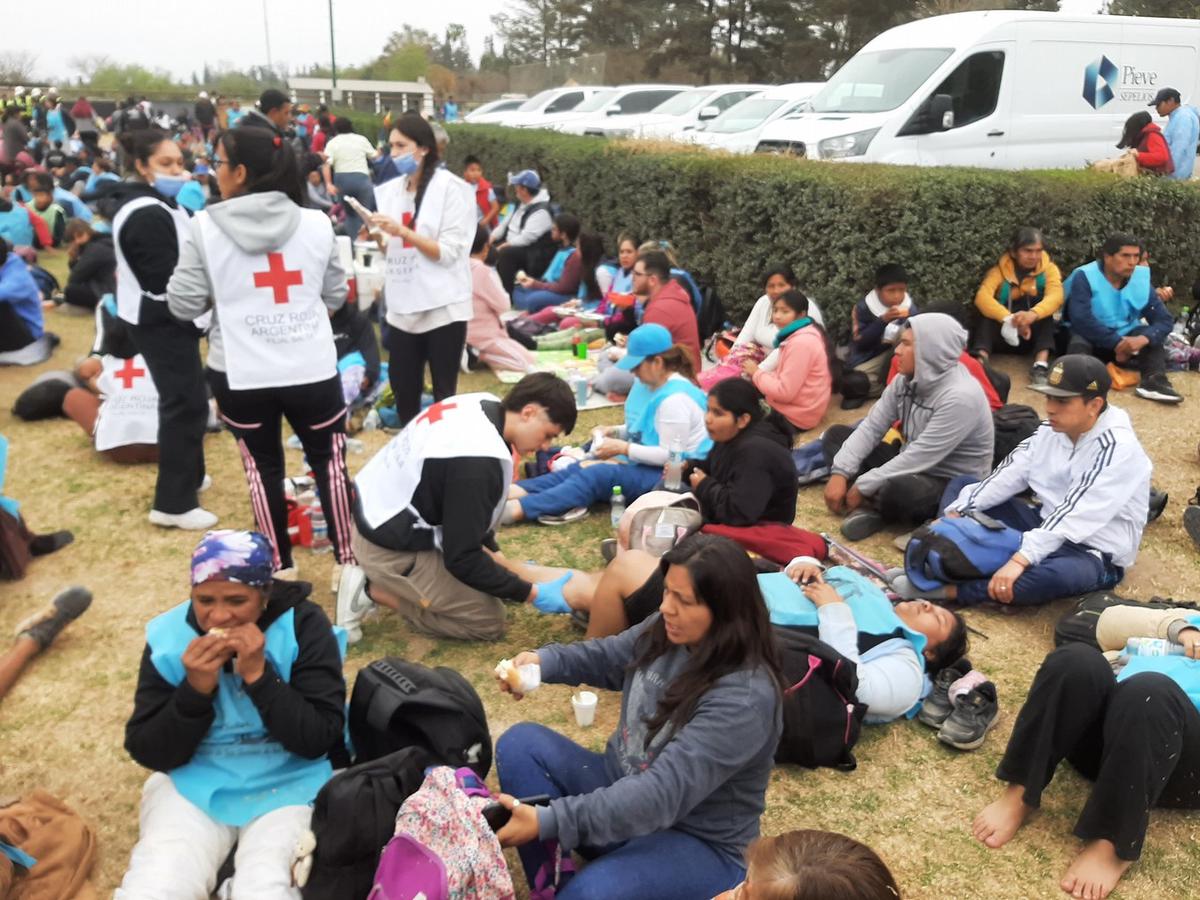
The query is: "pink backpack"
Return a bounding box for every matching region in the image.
[371,767,514,900]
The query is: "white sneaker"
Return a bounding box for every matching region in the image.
[198,475,213,493]
[149,507,219,530]
[335,564,371,643]
[274,566,299,581]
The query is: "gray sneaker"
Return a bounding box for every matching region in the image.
[16,587,93,650]
[918,658,973,728]
[938,681,1000,750]
[840,509,885,541]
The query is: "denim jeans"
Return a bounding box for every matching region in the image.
[938,475,1123,606]
[518,462,664,520]
[512,286,572,313]
[495,723,745,900]
[332,172,376,242]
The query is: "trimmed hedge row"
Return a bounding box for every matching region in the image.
[445,125,1200,335]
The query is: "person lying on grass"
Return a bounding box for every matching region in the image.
[491,534,782,900]
[973,603,1200,900]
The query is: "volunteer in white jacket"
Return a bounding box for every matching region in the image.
[896,354,1150,608]
[368,112,473,427]
[167,126,356,577]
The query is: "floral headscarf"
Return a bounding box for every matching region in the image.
[190,530,274,588]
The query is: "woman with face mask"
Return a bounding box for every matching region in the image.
[109,128,215,531]
[368,112,473,426]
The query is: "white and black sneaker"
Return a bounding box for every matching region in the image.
[1135,374,1183,404]
[335,564,372,644]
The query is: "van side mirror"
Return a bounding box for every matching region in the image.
[606,107,621,116]
[930,94,954,130]
[698,105,720,121]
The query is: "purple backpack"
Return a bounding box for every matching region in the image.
[368,834,448,900]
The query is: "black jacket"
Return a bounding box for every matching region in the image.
[353,400,531,603]
[331,304,381,389]
[67,233,116,297]
[106,182,184,295]
[124,580,347,772]
[692,422,798,527]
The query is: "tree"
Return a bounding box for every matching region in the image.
[1107,0,1198,13]
[479,35,508,72]
[437,24,474,71]
[427,63,458,98]
[87,64,179,94]
[493,0,587,64]
[0,51,38,84]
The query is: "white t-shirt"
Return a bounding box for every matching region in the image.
[325,133,376,176]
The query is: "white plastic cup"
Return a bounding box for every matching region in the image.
[572,690,598,727]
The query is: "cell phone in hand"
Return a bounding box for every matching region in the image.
[343,195,374,223]
[482,794,552,832]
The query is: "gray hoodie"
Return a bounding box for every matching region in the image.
[534,615,781,864]
[832,313,994,497]
[167,191,347,372]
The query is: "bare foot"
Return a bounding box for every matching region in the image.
[1060,840,1131,899]
[972,784,1033,849]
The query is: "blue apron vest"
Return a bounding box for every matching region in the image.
[1118,613,1200,713]
[631,377,712,459]
[0,207,34,248]
[541,247,575,283]
[1080,260,1151,338]
[146,601,335,826]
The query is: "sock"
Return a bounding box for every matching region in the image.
[30,530,74,556]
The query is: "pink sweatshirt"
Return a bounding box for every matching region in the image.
[468,258,512,348]
[751,326,832,430]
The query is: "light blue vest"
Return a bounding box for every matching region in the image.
[632,377,712,459]
[1118,613,1200,713]
[146,601,335,826]
[0,207,34,248]
[540,247,575,284]
[1080,260,1151,338]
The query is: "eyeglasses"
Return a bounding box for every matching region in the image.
[210,157,228,170]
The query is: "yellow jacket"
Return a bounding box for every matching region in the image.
[974,251,1063,323]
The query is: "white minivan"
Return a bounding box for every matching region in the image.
[687,83,823,153]
[754,11,1200,169]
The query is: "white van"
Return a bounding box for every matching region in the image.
[594,84,768,140]
[687,83,823,153]
[463,97,528,124]
[754,11,1200,169]
[550,85,693,134]
[495,87,610,129]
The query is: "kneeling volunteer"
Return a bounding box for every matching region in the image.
[118,530,346,900]
[168,126,357,577]
[338,373,578,643]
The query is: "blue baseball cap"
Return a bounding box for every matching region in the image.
[617,324,674,371]
[508,169,541,190]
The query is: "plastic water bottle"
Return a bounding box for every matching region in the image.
[1123,637,1186,657]
[362,409,381,432]
[664,437,685,491]
[610,486,625,528]
[310,506,332,553]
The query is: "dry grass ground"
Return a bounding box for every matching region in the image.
[3,252,1200,898]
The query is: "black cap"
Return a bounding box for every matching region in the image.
[1030,355,1111,399]
[1149,87,1182,107]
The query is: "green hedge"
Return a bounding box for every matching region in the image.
[445,125,1200,335]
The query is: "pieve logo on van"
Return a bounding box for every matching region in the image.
[1082,55,1160,109]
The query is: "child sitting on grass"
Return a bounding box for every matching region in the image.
[848,263,917,397]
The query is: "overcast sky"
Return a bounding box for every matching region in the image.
[9,0,1097,84]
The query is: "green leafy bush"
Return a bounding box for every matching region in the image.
[446,125,1200,335]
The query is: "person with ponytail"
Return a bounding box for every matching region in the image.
[109,127,215,530]
[493,534,783,900]
[505,323,712,528]
[167,126,357,581]
[743,289,834,437]
[368,112,473,426]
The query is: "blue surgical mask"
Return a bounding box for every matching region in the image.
[390,152,419,177]
[152,171,191,199]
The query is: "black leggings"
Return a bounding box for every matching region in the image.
[385,321,467,428]
[208,369,356,570]
[130,300,208,514]
[0,302,35,352]
[996,642,1200,861]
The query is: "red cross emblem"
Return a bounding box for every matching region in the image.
[114,358,145,389]
[253,252,304,304]
[402,212,415,249]
[416,401,457,425]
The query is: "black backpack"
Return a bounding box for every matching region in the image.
[349,658,492,777]
[696,284,726,342]
[991,403,1041,467]
[301,746,431,900]
[1054,591,1200,649]
[773,626,867,771]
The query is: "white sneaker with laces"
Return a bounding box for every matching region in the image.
[335,564,372,643]
[148,507,219,530]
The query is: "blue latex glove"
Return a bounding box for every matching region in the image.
[533,573,573,614]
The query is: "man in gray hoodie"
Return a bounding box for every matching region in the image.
[824,313,994,540]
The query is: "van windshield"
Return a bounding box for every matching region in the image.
[810,48,953,114]
[572,90,619,113]
[519,90,557,112]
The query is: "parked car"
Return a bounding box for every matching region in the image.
[463,97,528,124]
[594,84,768,140]
[496,87,611,128]
[685,83,822,153]
[548,85,693,135]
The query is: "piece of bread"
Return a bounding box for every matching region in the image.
[494,658,524,691]
[208,627,228,637]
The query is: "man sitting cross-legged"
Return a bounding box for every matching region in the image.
[892,355,1150,608]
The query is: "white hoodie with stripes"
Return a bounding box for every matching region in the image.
[944,405,1150,569]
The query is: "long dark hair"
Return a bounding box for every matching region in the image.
[631,534,783,746]
[393,112,439,221]
[1118,111,1152,149]
[775,289,840,391]
[762,263,798,290]
[218,127,305,206]
[116,128,171,176]
[578,232,605,301]
[709,377,765,427]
